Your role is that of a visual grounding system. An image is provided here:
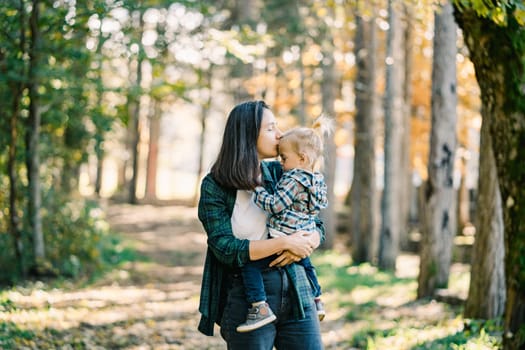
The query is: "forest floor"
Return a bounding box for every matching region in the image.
[1,202,499,349]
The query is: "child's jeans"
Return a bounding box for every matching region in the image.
[241,255,322,303]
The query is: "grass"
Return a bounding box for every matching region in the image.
[311,251,502,350]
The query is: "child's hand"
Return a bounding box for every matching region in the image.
[269,250,302,267]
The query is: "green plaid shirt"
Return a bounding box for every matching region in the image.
[197,160,326,336]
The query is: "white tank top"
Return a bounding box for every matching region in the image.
[231,190,268,241]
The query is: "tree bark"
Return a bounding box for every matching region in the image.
[320,46,337,250]
[464,105,505,319]
[454,6,525,349]
[5,0,27,276]
[94,17,105,197]
[417,1,457,298]
[399,2,414,251]
[193,68,213,206]
[232,0,256,103]
[27,0,45,268]
[456,158,470,234]
[350,11,379,263]
[9,85,24,276]
[379,0,405,270]
[129,12,144,204]
[145,99,160,201]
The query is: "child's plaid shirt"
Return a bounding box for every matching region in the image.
[253,168,328,236]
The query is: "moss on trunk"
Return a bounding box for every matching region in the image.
[454,6,525,349]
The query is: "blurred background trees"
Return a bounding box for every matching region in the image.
[1,0,524,348]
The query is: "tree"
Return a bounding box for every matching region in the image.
[193,67,213,205]
[349,5,379,264]
[453,2,525,348]
[464,104,505,319]
[27,0,45,270]
[2,0,27,276]
[91,5,112,197]
[379,0,406,270]
[320,40,337,249]
[399,2,415,250]
[128,8,145,204]
[417,0,458,298]
[232,0,258,102]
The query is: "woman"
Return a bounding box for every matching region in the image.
[197,100,324,349]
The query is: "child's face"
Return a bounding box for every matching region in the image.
[278,140,306,171]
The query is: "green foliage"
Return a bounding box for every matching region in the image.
[412,319,503,349]
[40,196,141,280]
[0,322,36,350]
[0,196,137,284]
[0,297,16,312]
[40,198,106,277]
[0,320,91,349]
[0,234,18,283]
[454,0,525,25]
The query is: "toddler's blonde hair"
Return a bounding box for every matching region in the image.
[280,114,334,171]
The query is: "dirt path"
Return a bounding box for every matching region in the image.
[101,203,224,349]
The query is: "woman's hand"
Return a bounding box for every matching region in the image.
[269,229,321,267]
[303,229,321,249]
[283,231,317,258]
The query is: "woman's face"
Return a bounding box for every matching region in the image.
[257,109,282,160]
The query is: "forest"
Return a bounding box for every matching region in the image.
[1,0,524,349]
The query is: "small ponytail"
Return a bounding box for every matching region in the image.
[312,114,335,142]
[280,114,335,171]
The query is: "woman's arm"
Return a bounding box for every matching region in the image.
[249,231,314,261]
[198,175,250,267]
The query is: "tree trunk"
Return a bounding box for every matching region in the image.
[298,50,306,126]
[399,3,414,251]
[233,0,256,103]
[350,11,379,263]
[27,0,45,270]
[193,68,213,206]
[464,106,505,319]
[94,18,105,197]
[94,135,104,196]
[379,0,405,270]
[417,1,457,298]
[320,46,337,250]
[6,0,27,276]
[9,88,24,276]
[454,7,525,349]
[128,13,144,204]
[456,159,470,234]
[145,99,160,201]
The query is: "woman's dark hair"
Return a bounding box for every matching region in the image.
[211,100,270,190]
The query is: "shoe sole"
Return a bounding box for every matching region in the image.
[236,314,277,333]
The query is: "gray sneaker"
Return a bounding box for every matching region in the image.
[236,302,277,333]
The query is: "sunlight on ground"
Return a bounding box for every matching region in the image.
[3,284,198,330]
[1,203,491,349]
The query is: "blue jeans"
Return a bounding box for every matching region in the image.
[220,266,323,350]
[241,256,322,303]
